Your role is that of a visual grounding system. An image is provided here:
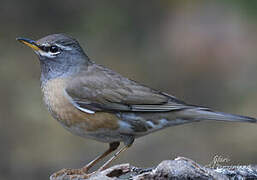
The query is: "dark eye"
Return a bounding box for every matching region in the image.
[40,46,49,52]
[49,45,59,53]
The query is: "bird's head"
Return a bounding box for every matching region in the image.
[17,34,90,81]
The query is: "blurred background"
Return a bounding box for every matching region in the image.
[1,0,257,179]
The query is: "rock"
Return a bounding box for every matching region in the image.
[50,157,257,180]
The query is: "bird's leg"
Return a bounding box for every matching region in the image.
[97,136,134,172]
[81,142,120,173]
[51,142,120,178]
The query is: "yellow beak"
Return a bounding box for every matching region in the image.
[16,37,40,51]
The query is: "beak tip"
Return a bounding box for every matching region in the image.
[16,37,40,51]
[16,37,22,42]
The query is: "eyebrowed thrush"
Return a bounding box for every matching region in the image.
[17,34,257,177]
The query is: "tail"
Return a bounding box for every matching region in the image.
[176,107,257,123]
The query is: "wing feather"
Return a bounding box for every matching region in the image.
[65,64,188,113]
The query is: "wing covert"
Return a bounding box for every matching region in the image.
[65,64,188,113]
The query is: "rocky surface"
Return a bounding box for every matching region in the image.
[50,157,257,180]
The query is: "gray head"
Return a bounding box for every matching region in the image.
[17,34,91,82]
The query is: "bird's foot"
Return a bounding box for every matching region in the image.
[50,168,91,179]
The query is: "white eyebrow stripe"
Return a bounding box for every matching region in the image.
[55,44,72,50]
[41,43,50,46]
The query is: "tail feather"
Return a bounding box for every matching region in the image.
[177,107,257,123]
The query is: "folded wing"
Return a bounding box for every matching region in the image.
[65,64,189,113]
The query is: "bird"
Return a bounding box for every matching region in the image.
[17,34,256,177]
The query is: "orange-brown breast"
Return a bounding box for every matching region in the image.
[42,78,119,131]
